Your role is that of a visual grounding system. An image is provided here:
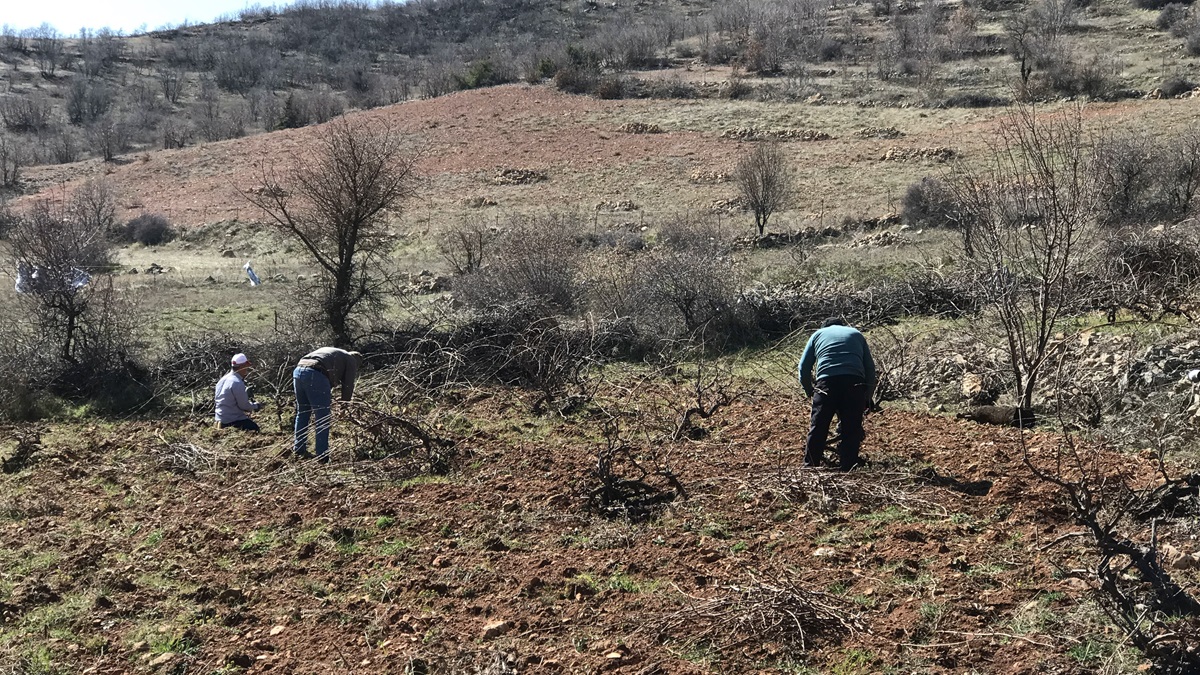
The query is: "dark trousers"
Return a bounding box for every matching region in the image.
[219,418,260,432]
[805,375,869,470]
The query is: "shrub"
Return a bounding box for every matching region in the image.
[453,215,585,315]
[593,76,626,100]
[526,55,559,83]
[0,95,53,133]
[1134,0,1183,9]
[455,59,508,89]
[1157,4,1191,31]
[941,92,1011,108]
[65,78,113,125]
[901,178,962,229]
[1188,23,1200,55]
[1094,129,1200,226]
[1161,75,1196,97]
[122,214,175,246]
[554,65,597,95]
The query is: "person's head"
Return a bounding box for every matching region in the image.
[822,316,848,328]
[349,351,363,368]
[231,353,252,375]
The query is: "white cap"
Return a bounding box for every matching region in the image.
[231,353,250,367]
[1187,369,1200,383]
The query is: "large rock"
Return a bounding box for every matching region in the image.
[482,620,512,640]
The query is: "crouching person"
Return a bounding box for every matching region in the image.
[293,347,362,463]
[215,353,263,431]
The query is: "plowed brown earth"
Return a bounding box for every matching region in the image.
[0,386,1169,674]
[17,84,1200,229]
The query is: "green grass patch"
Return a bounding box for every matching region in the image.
[295,525,327,545]
[378,539,413,555]
[854,506,916,525]
[142,529,164,548]
[239,528,278,556]
[829,648,877,675]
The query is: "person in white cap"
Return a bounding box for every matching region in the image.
[215,353,263,431]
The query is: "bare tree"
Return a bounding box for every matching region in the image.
[28,24,63,78]
[156,64,188,105]
[946,105,1099,411]
[735,141,794,235]
[245,116,421,346]
[67,179,117,233]
[8,199,114,364]
[0,132,25,189]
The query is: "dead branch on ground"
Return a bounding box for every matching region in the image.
[656,574,864,657]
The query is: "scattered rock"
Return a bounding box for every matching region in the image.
[881,146,957,162]
[595,200,638,212]
[149,652,176,667]
[961,373,984,398]
[617,122,663,134]
[805,92,825,104]
[689,169,730,184]
[720,127,832,141]
[127,268,139,274]
[855,126,904,139]
[131,641,149,653]
[812,547,837,558]
[221,249,236,258]
[463,195,498,208]
[269,624,286,636]
[708,196,749,213]
[1163,545,1199,570]
[490,168,547,185]
[482,619,512,640]
[849,230,908,249]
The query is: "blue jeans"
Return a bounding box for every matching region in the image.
[293,366,333,459]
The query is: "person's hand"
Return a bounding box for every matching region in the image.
[253,402,263,412]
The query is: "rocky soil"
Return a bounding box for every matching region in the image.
[2,383,1192,674]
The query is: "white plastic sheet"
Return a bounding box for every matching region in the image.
[14,262,90,294]
[244,261,261,287]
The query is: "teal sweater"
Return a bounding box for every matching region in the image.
[798,325,876,397]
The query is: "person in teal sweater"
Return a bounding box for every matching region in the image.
[798,317,876,471]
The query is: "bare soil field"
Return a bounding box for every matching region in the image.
[1,383,1180,674]
[17,84,1200,235]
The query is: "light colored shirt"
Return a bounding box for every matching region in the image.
[215,371,258,423]
[798,325,876,397]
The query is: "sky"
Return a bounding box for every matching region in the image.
[3,0,280,35]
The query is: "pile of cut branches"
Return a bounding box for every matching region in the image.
[657,574,863,657]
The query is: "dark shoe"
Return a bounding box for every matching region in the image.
[838,456,869,472]
[316,456,330,465]
[295,450,315,460]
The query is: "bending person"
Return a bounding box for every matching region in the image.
[293,347,362,463]
[798,317,876,471]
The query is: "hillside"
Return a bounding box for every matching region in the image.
[3,391,1178,674]
[1,0,1199,184]
[13,84,1200,231]
[3,0,1200,673]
